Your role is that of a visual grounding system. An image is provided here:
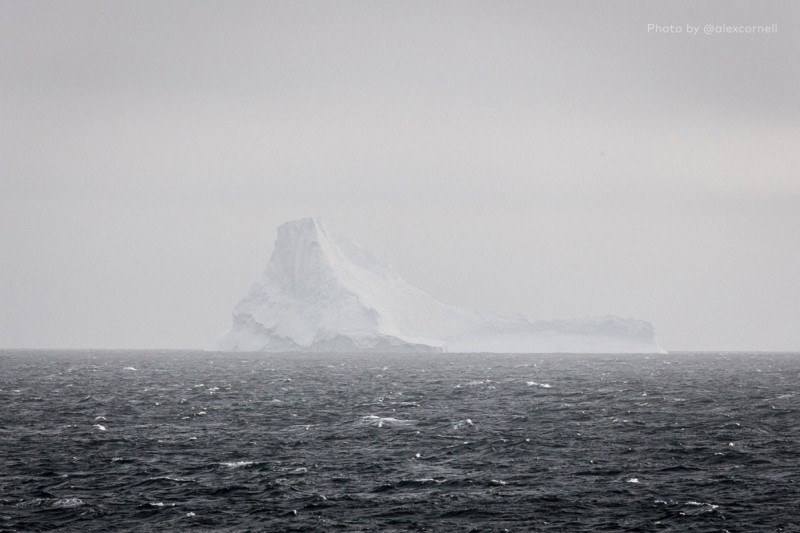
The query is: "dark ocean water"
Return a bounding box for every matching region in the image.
[1,351,799,532]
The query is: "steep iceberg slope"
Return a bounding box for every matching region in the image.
[210,218,664,353]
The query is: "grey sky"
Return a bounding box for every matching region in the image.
[1,0,798,351]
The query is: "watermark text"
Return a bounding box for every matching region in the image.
[647,23,778,35]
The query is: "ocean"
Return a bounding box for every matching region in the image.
[1,350,798,532]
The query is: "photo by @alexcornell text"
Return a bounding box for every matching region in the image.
[647,23,778,35]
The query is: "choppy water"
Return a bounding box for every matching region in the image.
[1,350,799,532]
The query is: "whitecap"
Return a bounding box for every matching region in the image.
[526,381,552,388]
[360,415,414,428]
[220,461,255,468]
[149,476,194,483]
[92,424,107,431]
[411,478,445,484]
[123,366,137,371]
[453,418,476,429]
[627,478,640,483]
[686,501,720,511]
[148,502,175,507]
[53,498,83,508]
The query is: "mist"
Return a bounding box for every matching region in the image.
[1,1,798,351]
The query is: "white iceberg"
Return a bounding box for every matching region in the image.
[210,218,664,353]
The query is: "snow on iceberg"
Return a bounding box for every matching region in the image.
[209,218,665,353]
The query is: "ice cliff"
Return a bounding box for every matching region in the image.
[210,218,665,353]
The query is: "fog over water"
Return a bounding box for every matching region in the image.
[1,1,798,351]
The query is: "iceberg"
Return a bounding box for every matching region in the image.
[210,218,665,353]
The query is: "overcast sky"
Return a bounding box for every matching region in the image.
[1,0,798,351]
